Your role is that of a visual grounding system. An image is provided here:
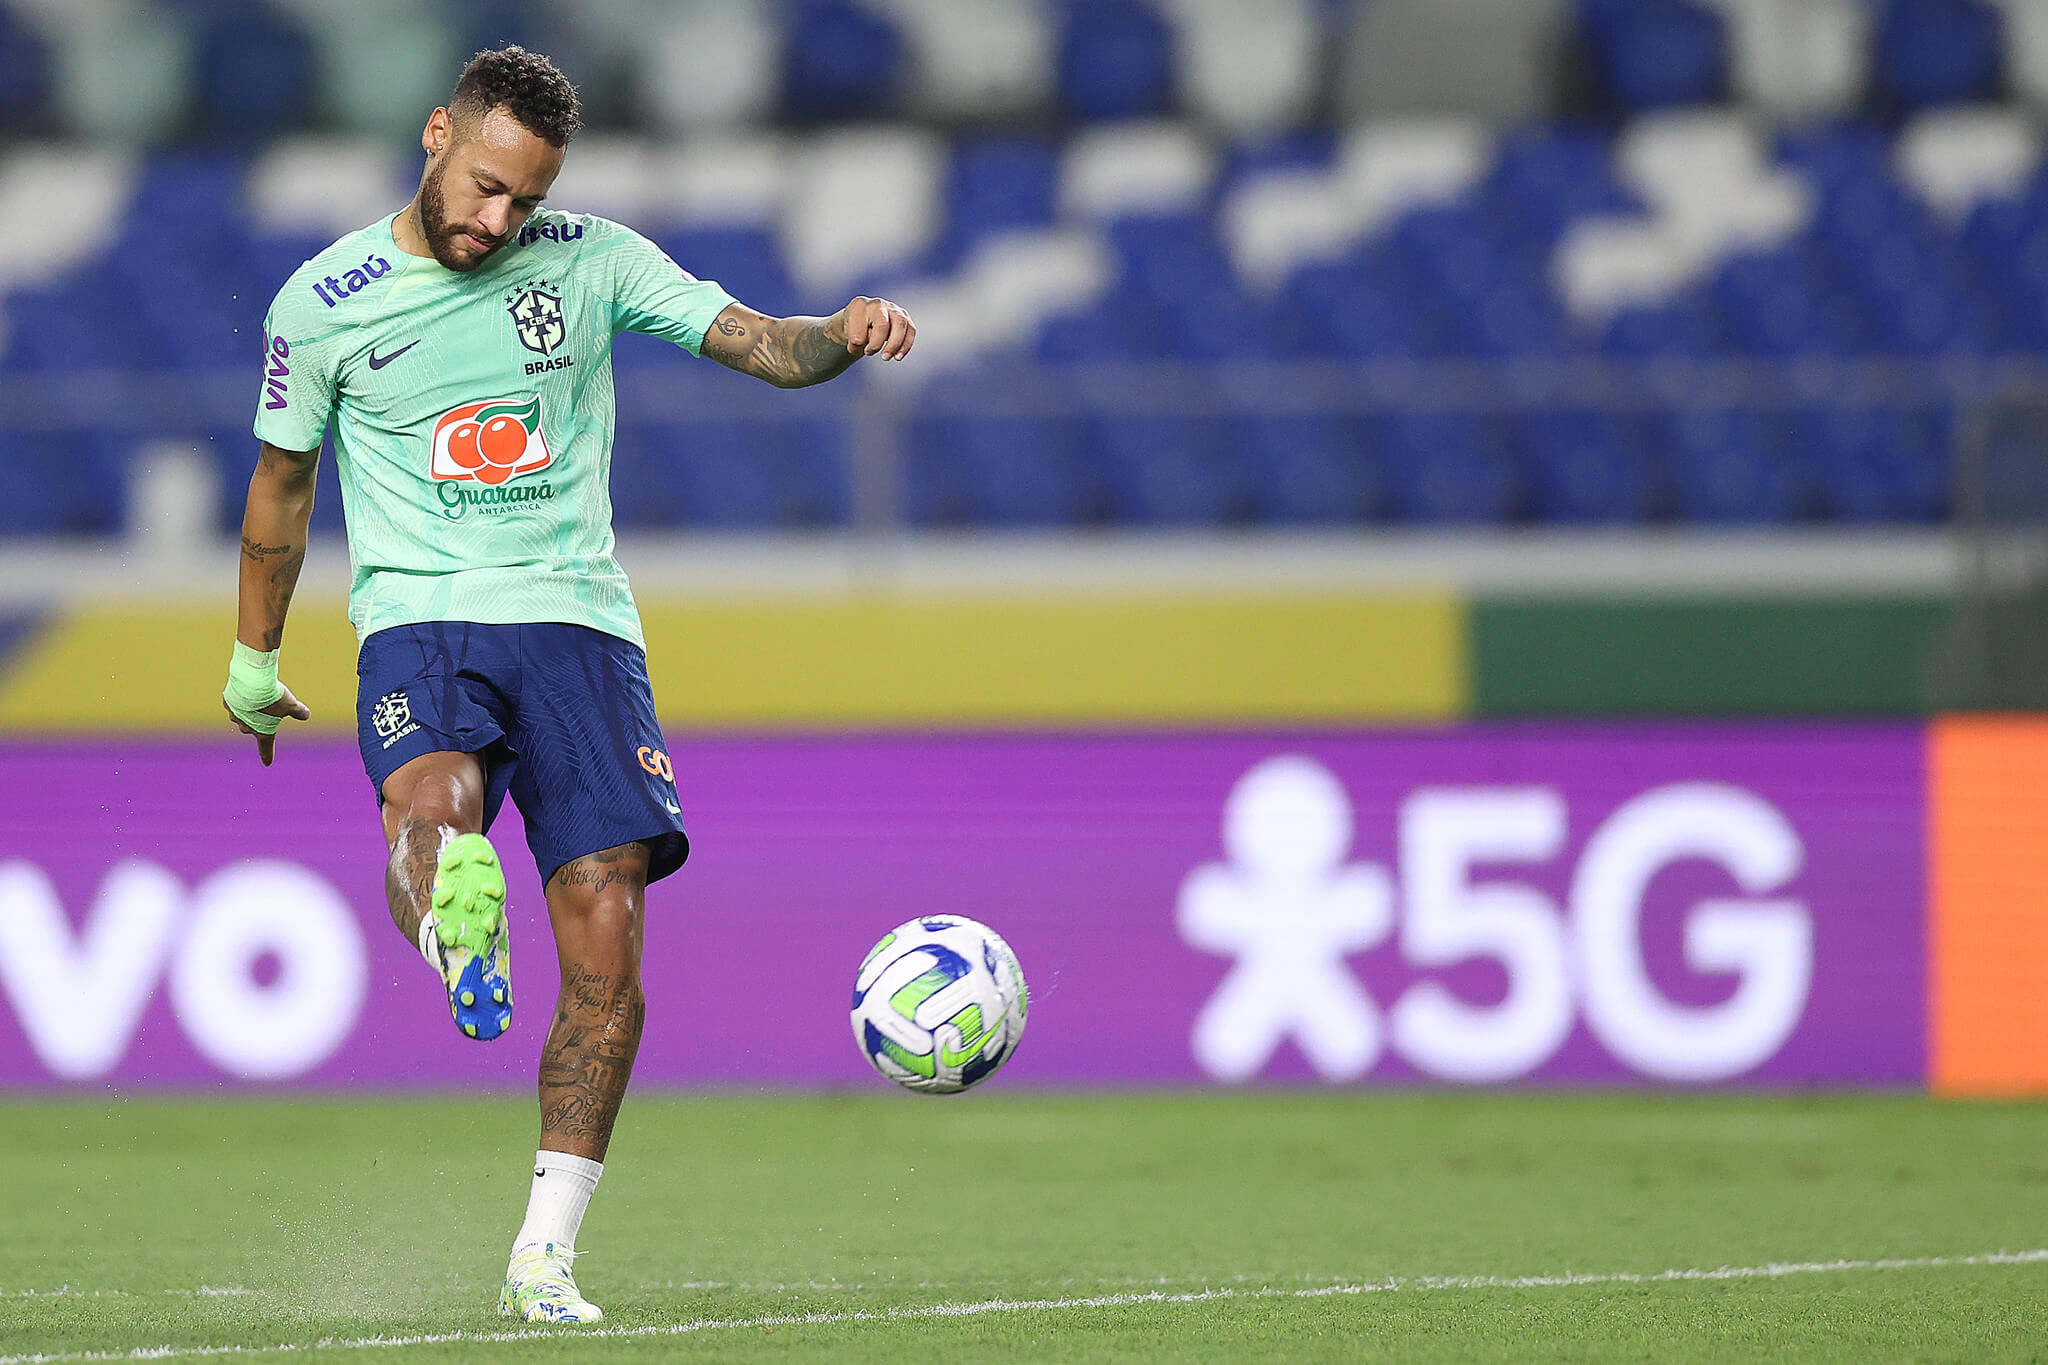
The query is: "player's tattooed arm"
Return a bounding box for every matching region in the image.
[699,298,917,388]
[236,443,318,651]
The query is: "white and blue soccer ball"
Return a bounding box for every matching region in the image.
[851,915,1028,1094]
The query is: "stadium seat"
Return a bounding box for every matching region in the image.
[906,417,1097,526]
[1167,0,1320,134]
[877,0,1056,120]
[635,0,780,133]
[1516,411,1661,522]
[1579,0,1729,111]
[1875,0,2005,109]
[635,420,848,529]
[1057,0,1175,121]
[782,0,907,122]
[1669,410,1811,521]
[1709,0,1869,118]
[1235,416,1384,524]
[938,137,1061,268]
[1802,406,1949,522]
[41,2,192,143]
[0,431,126,536]
[0,6,49,130]
[189,4,315,138]
[657,227,799,321]
[1379,414,1521,523]
[1088,415,1250,524]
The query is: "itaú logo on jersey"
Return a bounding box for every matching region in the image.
[429,395,553,487]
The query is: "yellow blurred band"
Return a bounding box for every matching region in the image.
[0,593,1465,732]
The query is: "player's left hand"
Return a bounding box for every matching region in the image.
[841,297,916,361]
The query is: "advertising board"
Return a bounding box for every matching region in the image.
[0,727,1924,1088]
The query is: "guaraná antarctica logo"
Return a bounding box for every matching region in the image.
[428,394,556,520]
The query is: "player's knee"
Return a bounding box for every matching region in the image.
[561,889,644,975]
[404,770,477,829]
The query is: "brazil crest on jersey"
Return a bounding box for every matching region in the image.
[253,209,735,648]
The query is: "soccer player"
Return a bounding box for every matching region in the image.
[219,48,915,1324]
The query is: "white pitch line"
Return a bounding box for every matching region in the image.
[4,1249,2045,1365]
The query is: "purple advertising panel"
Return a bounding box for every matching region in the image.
[0,726,1924,1089]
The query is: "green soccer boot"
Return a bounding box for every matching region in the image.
[428,832,512,1040]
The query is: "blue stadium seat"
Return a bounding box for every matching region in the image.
[906,417,1097,526]
[190,5,315,137]
[1282,260,1447,360]
[1235,417,1383,524]
[1669,411,1811,522]
[1876,0,2003,109]
[1057,0,1174,121]
[1486,128,1641,243]
[1600,298,1724,357]
[606,423,687,528]
[1379,414,1520,524]
[1155,282,1284,360]
[1516,412,1660,523]
[2,286,121,371]
[1034,288,1174,362]
[1578,0,1728,111]
[783,0,905,121]
[0,432,127,536]
[654,228,797,324]
[631,420,847,529]
[1802,407,1949,522]
[0,5,49,130]
[940,137,1060,267]
[1087,416,1249,524]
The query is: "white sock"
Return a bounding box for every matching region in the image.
[415,911,441,970]
[513,1150,604,1255]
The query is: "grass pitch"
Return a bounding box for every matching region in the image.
[4,1091,2047,1362]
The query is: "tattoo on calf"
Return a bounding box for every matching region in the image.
[384,816,439,941]
[539,963,646,1151]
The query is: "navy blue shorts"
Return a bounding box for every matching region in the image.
[356,621,689,888]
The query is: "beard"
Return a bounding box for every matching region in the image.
[415,159,501,271]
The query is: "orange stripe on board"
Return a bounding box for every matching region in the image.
[1929,715,2048,1097]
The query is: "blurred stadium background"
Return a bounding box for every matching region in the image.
[10,1,2048,1357]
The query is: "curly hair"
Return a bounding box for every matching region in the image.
[449,46,582,148]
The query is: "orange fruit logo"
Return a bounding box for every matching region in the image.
[430,395,552,485]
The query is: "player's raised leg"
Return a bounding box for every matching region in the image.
[500,839,649,1325]
[382,750,513,1040]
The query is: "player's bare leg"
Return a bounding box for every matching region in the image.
[381,751,512,1039]
[501,840,650,1324]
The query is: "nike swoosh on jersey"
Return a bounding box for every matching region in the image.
[368,341,420,370]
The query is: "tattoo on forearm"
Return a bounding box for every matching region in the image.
[257,544,306,651]
[241,536,293,562]
[707,309,858,388]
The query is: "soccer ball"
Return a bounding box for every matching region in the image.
[851,915,1028,1094]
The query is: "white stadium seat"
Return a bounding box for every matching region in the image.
[1165,0,1321,134]
[780,126,944,304]
[875,0,1056,120]
[1223,119,1495,291]
[1896,106,2044,221]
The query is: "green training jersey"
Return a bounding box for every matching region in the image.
[253,209,736,649]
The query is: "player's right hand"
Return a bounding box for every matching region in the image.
[222,685,311,767]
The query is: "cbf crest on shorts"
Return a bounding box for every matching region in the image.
[372,690,420,749]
